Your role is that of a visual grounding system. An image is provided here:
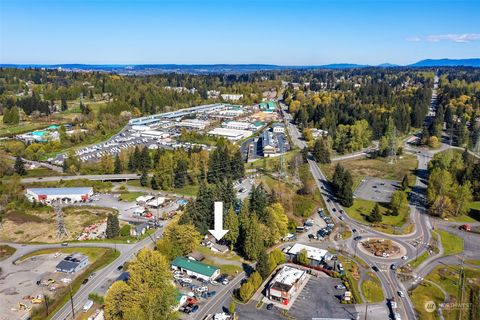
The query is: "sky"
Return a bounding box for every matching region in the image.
[0,0,479,65]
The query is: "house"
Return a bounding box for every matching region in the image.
[56,253,89,273]
[187,252,205,262]
[171,257,220,281]
[202,235,229,253]
[130,222,149,238]
[25,187,93,204]
[267,266,307,305]
[285,243,328,266]
[271,123,285,133]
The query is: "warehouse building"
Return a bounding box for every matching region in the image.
[208,127,252,141]
[285,243,328,266]
[56,253,89,273]
[222,121,256,131]
[221,94,243,101]
[267,266,307,305]
[25,187,93,204]
[171,257,220,281]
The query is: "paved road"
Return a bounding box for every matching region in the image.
[50,228,163,320]
[20,173,145,183]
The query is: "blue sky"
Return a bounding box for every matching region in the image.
[0,0,479,65]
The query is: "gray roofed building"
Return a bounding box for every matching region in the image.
[56,253,89,273]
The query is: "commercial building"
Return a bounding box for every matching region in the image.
[261,131,278,157]
[221,94,243,101]
[208,127,252,141]
[267,266,307,305]
[176,119,210,130]
[222,121,256,131]
[136,195,155,204]
[285,243,328,266]
[140,130,170,139]
[25,187,93,204]
[171,257,220,281]
[56,253,89,273]
[272,123,285,133]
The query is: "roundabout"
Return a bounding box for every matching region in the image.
[357,237,408,260]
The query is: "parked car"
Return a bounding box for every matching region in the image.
[221,278,229,285]
[335,284,346,290]
[210,280,219,286]
[266,303,274,310]
[191,305,199,313]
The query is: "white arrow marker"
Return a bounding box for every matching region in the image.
[208,201,229,241]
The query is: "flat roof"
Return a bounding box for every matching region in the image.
[208,127,252,138]
[27,187,93,196]
[287,243,328,262]
[171,257,219,277]
[271,265,305,286]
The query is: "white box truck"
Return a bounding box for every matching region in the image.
[82,299,94,312]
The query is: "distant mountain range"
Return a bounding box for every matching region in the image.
[1,58,479,74]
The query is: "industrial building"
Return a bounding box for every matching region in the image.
[208,127,252,141]
[176,119,210,130]
[25,187,93,204]
[272,123,285,133]
[140,130,170,139]
[285,243,328,266]
[222,121,256,131]
[56,253,89,273]
[171,257,220,281]
[267,266,307,305]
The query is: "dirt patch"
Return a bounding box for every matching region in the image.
[0,206,114,243]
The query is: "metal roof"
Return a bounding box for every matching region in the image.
[171,257,219,277]
[27,187,93,196]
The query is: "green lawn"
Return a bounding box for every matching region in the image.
[443,202,480,223]
[343,199,410,234]
[26,168,65,178]
[320,154,418,190]
[436,230,464,256]
[411,281,445,320]
[409,251,430,269]
[0,245,16,261]
[465,260,480,266]
[18,247,113,263]
[361,279,384,303]
[174,184,199,197]
[119,191,144,202]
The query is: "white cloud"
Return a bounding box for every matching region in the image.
[407,33,480,43]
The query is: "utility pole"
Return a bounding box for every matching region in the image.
[54,200,68,239]
[68,282,75,319]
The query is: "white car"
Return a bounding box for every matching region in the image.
[173,274,183,280]
[397,291,405,298]
[221,278,229,285]
[196,286,208,293]
[210,280,219,286]
[401,255,408,260]
[181,278,192,284]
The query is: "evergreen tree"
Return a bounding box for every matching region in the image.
[14,156,27,176]
[140,147,151,170]
[242,213,264,260]
[367,203,382,223]
[301,147,309,163]
[332,164,353,207]
[230,149,245,180]
[312,139,331,164]
[224,206,239,250]
[256,249,270,279]
[150,176,159,190]
[114,154,122,174]
[61,97,68,111]
[401,174,409,190]
[106,213,120,238]
[181,182,215,233]
[249,184,269,221]
[174,159,188,188]
[140,168,148,187]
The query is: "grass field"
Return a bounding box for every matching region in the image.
[119,191,144,202]
[174,184,200,197]
[320,154,418,190]
[443,202,480,223]
[411,281,445,320]
[343,198,410,234]
[0,245,16,261]
[361,278,384,303]
[26,168,65,178]
[436,230,464,256]
[409,251,430,269]
[412,266,480,320]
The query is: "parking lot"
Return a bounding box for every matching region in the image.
[0,252,84,320]
[236,275,358,320]
[173,270,232,319]
[354,177,401,203]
